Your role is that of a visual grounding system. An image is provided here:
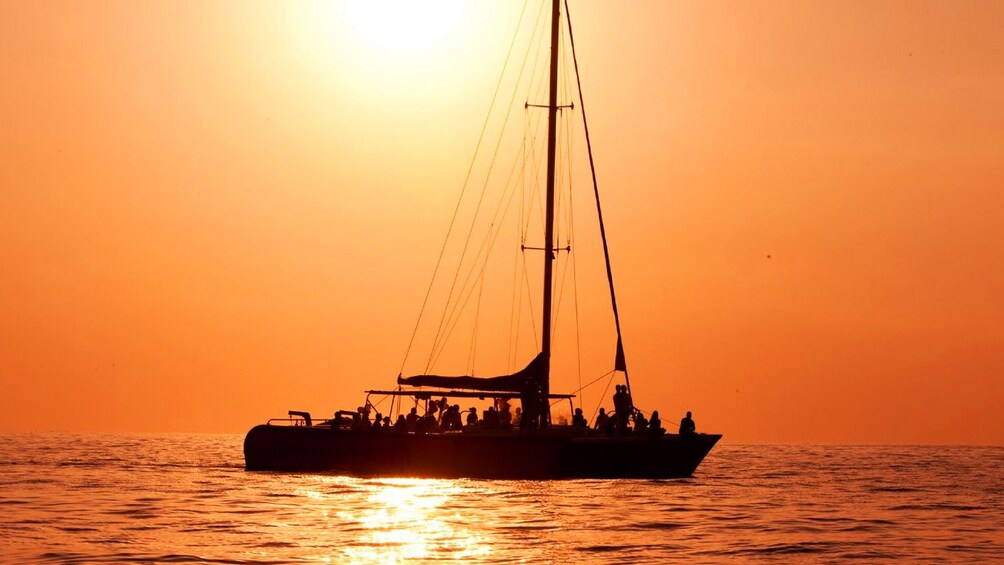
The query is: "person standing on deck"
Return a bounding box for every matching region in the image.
[613,385,631,434]
[519,376,541,433]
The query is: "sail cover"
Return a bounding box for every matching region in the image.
[397,353,546,393]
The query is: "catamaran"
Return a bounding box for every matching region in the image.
[244,0,721,479]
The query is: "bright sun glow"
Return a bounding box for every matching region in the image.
[342,0,467,55]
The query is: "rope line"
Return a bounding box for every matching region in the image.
[399,0,533,376]
[549,368,613,408]
[429,136,528,367]
[425,0,549,373]
[592,370,617,423]
[428,141,532,370]
[565,0,632,392]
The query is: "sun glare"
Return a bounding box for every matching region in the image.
[322,478,490,562]
[342,0,467,55]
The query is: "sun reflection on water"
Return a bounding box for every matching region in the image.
[301,477,491,564]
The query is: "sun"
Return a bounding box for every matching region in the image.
[290,0,484,105]
[342,0,467,56]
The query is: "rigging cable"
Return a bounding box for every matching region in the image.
[565,0,633,397]
[428,141,533,370]
[466,270,486,375]
[592,370,617,423]
[549,369,614,408]
[506,109,530,373]
[549,24,578,364]
[398,0,532,377]
[425,0,549,373]
[565,97,584,411]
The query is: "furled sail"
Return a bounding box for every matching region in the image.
[397,353,546,393]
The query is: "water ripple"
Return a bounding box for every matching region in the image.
[0,434,1000,564]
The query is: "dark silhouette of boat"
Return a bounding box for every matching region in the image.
[245,422,718,479]
[245,0,721,479]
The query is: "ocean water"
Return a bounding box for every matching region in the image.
[0,433,1000,564]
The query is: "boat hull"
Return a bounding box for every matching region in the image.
[243,425,721,479]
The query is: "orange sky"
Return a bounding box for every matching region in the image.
[2,1,1001,444]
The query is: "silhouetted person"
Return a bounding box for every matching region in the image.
[393,414,407,432]
[356,407,371,430]
[449,404,463,430]
[649,410,665,436]
[594,407,609,430]
[406,407,419,431]
[417,413,440,435]
[519,377,540,433]
[679,411,696,436]
[633,410,648,434]
[572,407,587,428]
[372,413,383,430]
[499,401,512,426]
[613,385,631,434]
[484,406,499,428]
[537,385,549,429]
[440,405,454,431]
[466,407,479,427]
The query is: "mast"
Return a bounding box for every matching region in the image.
[540,0,561,426]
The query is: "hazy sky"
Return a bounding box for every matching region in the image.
[2,0,1001,444]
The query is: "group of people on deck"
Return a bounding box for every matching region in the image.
[577,385,698,437]
[346,385,697,437]
[349,397,518,434]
